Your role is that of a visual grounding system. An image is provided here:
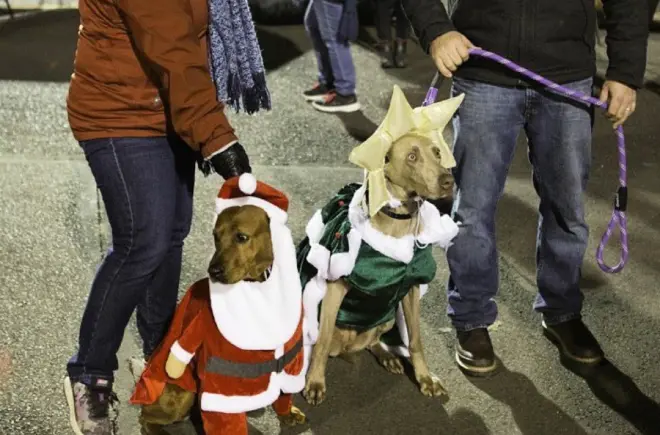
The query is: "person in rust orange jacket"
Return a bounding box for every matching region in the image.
[62,0,271,432]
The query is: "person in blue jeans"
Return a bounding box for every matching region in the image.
[400,0,648,375]
[302,0,361,113]
[63,0,268,431]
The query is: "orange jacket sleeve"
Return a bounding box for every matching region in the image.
[170,310,206,364]
[116,0,238,157]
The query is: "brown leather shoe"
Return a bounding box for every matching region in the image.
[455,328,498,376]
[543,319,605,364]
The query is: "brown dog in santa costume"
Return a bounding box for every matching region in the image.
[130,174,308,434]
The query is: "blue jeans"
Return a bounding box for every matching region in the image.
[304,0,357,95]
[446,77,594,331]
[67,136,196,388]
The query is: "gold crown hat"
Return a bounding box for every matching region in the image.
[349,85,465,217]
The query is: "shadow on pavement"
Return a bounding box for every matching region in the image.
[256,26,306,71]
[289,351,476,435]
[467,361,589,435]
[560,358,660,435]
[0,12,305,82]
[0,9,78,82]
[335,111,379,142]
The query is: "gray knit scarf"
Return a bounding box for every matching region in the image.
[207,0,271,114]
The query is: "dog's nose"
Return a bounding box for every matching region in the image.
[208,265,224,281]
[440,173,454,190]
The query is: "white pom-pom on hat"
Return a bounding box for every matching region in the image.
[238,173,258,195]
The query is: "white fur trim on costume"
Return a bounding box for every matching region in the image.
[216,196,287,224]
[347,184,459,263]
[238,173,258,195]
[304,212,362,282]
[306,244,331,280]
[209,224,302,350]
[416,202,460,250]
[170,341,195,365]
[302,275,327,345]
[199,345,306,414]
[379,284,429,357]
[328,229,362,281]
[306,210,325,244]
[277,342,308,394]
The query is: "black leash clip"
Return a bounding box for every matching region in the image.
[614,186,628,212]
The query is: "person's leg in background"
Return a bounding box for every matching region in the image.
[65,136,192,434]
[136,138,196,360]
[310,0,361,113]
[375,0,395,68]
[524,79,604,364]
[303,0,336,102]
[392,0,411,67]
[446,78,526,376]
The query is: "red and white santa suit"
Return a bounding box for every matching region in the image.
[130,174,308,434]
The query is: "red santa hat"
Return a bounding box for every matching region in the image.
[215,173,289,224]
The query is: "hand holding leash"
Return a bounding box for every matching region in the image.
[429,31,476,78]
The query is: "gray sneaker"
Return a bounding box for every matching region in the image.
[64,376,119,435]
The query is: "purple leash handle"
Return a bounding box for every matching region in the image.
[422,48,629,273]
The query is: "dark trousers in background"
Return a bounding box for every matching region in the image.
[67,136,196,389]
[304,0,357,95]
[375,0,410,41]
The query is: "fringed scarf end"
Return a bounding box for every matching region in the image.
[241,71,271,114]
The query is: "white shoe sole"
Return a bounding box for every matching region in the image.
[454,350,498,375]
[311,101,361,113]
[63,376,85,435]
[303,94,328,103]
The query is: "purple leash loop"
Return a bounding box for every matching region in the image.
[422,48,629,273]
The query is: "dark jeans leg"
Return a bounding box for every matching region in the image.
[67,136,195,388]
[305,0,334,87]
[393,0,410,39]
[375,0,394,41]
[312,0,357,95]
[446,78,526,331]
[136,139,195,358]
[525,79,594,324]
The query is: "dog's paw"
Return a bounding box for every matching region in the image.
[303,380,327,405]
[278,405,307,427]
[418,375,448,398]
[378,354,405,375]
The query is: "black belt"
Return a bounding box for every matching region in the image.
[205,340,303,379]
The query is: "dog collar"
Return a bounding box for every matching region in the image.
[380,205,415,220]
[367,192,420,220]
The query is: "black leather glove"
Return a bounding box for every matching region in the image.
[199,142,252,179]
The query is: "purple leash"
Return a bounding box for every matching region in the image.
[422,48,629,273]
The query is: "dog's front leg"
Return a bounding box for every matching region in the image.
[303,279,349,405]
[273,393,306,427]
[401,285,448,398]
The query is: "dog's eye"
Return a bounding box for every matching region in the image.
[235,232,249,243]
[407,152,417,162]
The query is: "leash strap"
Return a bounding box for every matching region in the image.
[422,48,629,273]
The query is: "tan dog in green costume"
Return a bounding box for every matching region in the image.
[296,85,464,405]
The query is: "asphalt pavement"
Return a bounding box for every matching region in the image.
[1,9,660,435]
